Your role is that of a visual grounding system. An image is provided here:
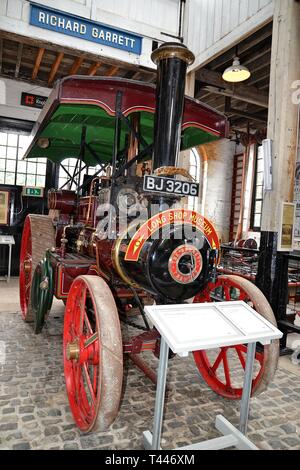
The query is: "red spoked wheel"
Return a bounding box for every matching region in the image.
[19,215,55,322]
[63,275,123,432]
[193,275,279,399]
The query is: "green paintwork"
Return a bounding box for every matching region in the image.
[26,104,219,166]
[31,251,54,334]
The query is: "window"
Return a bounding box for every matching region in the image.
[251,145,264,230]
[0,131,47,187]
[58,158,103,190]
[188,148,200,211]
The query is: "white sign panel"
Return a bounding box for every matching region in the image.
[145,301,282,354]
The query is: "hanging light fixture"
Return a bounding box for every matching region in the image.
[37,137,50,148]
[222,46,251,83]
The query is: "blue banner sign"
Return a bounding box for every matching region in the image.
[30,3,142,55]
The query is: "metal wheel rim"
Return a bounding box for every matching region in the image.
[19,217,32,321]
[19,215,55,322]
[193,275,278,399]
[63,275,123,433]
[63,277,102,432]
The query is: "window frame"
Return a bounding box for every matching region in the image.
[250,145,264,232]
[0,131,46,187]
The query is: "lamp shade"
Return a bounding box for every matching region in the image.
[37,137,50,149]
[222,56,251,83]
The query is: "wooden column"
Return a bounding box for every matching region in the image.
[257,0,300,319]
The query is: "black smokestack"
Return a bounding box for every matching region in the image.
[151,43,195,171]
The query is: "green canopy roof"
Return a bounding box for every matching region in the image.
[24,77,228,166]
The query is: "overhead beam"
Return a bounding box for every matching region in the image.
[131,71,141,80]
[69,55,84,75]
[32,47,45,80]
[15,43,23,78]
[48,51,64,86]
[225,97,267,123]
[241,43,271,69]
[88,61,101,76]
[0,39,3,74]
[247,70,270,87]
[208,23,273,71]
[196,68,269,108]
[105,65,119,77]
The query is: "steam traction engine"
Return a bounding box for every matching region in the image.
[19,43,279,433]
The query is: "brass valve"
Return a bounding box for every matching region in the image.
[76,230,85,252]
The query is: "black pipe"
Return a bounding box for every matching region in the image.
[151,42,194,171]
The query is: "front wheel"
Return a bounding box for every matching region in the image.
[63,275,123,432]
[193,275,279,399]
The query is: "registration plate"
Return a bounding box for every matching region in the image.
[143,175,199,197]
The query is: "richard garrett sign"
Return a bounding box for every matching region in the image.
[30,3,142,55]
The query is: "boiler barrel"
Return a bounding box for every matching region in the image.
[48,190,76,214]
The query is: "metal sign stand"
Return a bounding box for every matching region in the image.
[0,235,15,283]
[142,301,283,451]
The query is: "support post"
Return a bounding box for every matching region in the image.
[45,160,59,191]
[257,0,300,311]
[151,337,169,450]
[239,342,256,435]
[7,243,12,282]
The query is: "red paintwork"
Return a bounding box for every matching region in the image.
[78,196,98,226]
[60,78,227,136]
[51,252,96,299]
[96,239,115,280]
[63,277,101,431]
[24,77,228,162]
[19,217,32,320]
[123,329,160,354]
[192,277,265,399]
[48,190,77,214]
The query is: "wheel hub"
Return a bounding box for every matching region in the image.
[24,259,31,272]
[66,340,80,361]
[39,277,49,290]
[66,335,99,364]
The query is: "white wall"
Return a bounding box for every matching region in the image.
[202,139,235,243]
[0,0,181,69]
[185,0,274,71]
[0,77,51,122]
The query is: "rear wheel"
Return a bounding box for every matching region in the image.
[19,215,55,322]
[63,275,123,432]
[193,275,279,399]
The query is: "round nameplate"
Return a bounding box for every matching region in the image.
[168,244,202,285]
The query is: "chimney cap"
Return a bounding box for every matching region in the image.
[151,42,195,66]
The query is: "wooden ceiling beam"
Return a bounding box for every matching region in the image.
[15,43,23,78]
[241,44,271,69]
[0,39,3,74]
[88,61,101,76]
[131,71,141,80]
[69,55,85,75]
[31,47,45,80]
[225,97,267,123]
[105,66,119,77]
[209,23,273,70]
[196,68,269,108]
[48,51,64,86]
[247,71,270,87]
